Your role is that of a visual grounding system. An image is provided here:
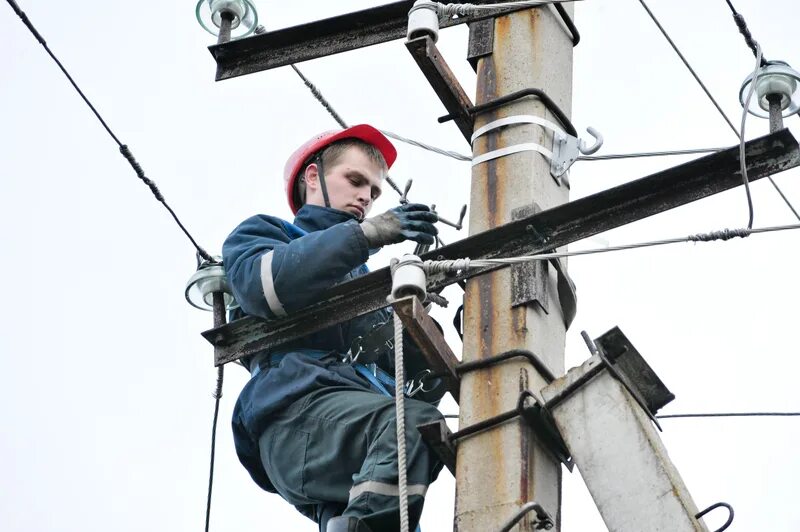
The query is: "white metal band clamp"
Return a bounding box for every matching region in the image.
[471,114,603,186]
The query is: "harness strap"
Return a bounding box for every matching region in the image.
[316,155,331,209]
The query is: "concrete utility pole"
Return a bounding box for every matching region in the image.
[457,5,574,531]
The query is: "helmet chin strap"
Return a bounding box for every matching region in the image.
[315,156,331,209]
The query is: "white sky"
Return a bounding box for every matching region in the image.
[1,1,799,531]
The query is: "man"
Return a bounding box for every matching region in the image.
[223,124,446,532]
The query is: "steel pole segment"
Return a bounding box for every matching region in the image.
[455,6,573,531]
[203,129,800,366]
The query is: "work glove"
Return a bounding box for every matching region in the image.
[360,203,438,247]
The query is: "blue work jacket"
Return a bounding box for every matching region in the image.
[223,204,437,492]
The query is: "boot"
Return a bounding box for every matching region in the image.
[325,516,372,532]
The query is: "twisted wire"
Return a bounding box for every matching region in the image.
[437,0,581,17]
[724,0,767,64]
[422,258,471,275]
[393,312,410,532]
[205,365,224,532]
[6,0,213,262]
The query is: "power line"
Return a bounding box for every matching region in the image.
[636,0,739,138]
[658,412,800,419]
[5,0,213,262]
[636,0,800,227]
[578,147,725,161]
[421,223,800,275]
[289,63,471,162]
[443,412,800,419]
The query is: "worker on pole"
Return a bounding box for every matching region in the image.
[223,125,445,532]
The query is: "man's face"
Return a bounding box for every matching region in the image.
[303,146,384,220]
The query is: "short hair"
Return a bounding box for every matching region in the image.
[294,139,388,207]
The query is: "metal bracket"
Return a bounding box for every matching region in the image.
[406,35,474,142]
[551,126,604,182]
[417,419,457,475]
[447,390,573,470]
[545,327,675,431]
[695,502,735,532]
[203,130,800,366]
[499,501,555,531]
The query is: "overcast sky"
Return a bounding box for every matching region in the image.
[1,1,798,531]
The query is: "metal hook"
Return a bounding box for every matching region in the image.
[695,502,734,532]
[498,501,554,531]
[579,126,603,155]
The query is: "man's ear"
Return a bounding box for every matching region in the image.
[303,163,319,193]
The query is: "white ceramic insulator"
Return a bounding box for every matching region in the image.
[210,0,245,28]
[407,0,440,42]
[756,74,797,110]
[391,255,427,301]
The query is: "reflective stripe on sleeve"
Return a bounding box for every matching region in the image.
[260,250,287,317]
[348,481,428,502]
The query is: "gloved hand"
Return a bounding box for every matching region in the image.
[360,203,438,247]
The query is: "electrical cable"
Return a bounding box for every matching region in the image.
[205,366,224,532]
[289,64,471,162]
[722,0,767,65]
[421,222,800,274]
[636,0,800,229]
[739,43,762,229]
[578,147,725,161]
[658,411,800,419]
[5,0,213,262]
[443,412,799,419]
[436,0,582,18]
[636,0,740,138]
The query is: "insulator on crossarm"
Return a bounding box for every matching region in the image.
[407,0,440,42]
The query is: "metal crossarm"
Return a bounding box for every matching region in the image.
[204,129,800,365]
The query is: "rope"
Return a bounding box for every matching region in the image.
[6,0,213,262]
[393,312,410,532]
[205,365,224,532]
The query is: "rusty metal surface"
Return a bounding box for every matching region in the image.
[417,419,457,475]
[594,326,675,414]
[208,0,533,80]
[405,36,474,142]
[392,296,461,403]
[511,204,548,311]
[467,19,494,72]
[203,129,800,366]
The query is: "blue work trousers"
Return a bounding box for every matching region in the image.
[258,386,444,531]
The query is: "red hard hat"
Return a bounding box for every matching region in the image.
[283,124,397,214]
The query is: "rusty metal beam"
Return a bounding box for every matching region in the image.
[405,36,474,142]
[208,0,531,81]
[417,419,457,475]
[204,129,800,365]
[392,296,461,403]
